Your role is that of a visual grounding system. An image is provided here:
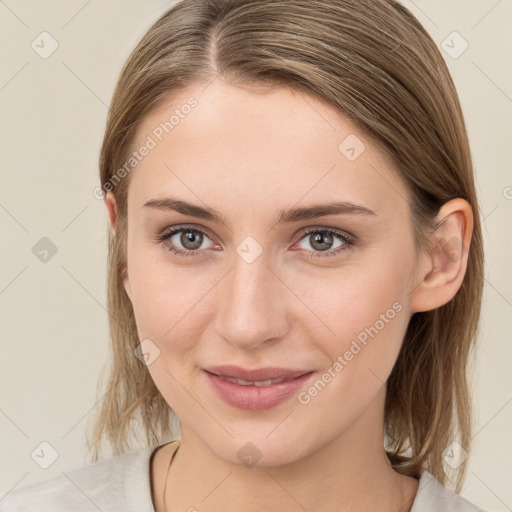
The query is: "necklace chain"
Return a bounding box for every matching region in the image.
[162,441,180,511]
[160,441,415,511]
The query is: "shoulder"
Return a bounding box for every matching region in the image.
[0,445,156,512]
[411,469,487,512]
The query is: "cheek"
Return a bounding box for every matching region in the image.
[126,246,215,343]
[126,251,212,399]
[291,258,412,423]
[291,248,413,374]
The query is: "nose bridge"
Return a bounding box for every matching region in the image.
[215,245,287,349]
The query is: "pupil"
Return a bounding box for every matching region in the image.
[311,233,332,251]
[182,230,202,250]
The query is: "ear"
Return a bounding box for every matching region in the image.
[104,192,132,301]
[105,191,118,235]
[410,198,473,313]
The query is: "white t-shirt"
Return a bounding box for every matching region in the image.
[0,444,486,511]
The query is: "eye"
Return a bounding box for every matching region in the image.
[294,227,356,259]
[155,225,356,259]
[155,225,217,257]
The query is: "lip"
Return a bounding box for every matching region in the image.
[204,365,312,381]
[203,367,315,411]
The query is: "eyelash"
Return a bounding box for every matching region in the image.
[155,225,356,259]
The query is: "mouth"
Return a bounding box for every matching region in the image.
[203,365,314,383]
[202,366,316,411]
[205,374,294,386]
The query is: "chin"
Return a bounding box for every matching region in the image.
[205,433,312,469]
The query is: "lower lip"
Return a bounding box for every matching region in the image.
[204,370,315,411]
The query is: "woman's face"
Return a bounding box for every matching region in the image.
[116,80,426,466]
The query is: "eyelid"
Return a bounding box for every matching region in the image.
[157,223,215,240]
[295,225,357,244]
[156,223,356,242]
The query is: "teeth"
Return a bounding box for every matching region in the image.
[254,379,278,386]
[220,376,286,386]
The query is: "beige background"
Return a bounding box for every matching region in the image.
[0,0,511,510]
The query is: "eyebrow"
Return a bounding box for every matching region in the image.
[143,197,377,227]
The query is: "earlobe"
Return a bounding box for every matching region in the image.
[123,271,132,301]
[410,199,473,313]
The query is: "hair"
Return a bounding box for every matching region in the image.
[87,0,484,493]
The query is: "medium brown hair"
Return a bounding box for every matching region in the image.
[88,0,484,492]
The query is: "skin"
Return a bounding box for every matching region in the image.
[105,79,473,512]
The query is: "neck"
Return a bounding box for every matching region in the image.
[158,387,418,512]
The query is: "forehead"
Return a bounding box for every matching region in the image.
[127,80,410,221]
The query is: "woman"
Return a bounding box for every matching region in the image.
[1,0,486,510]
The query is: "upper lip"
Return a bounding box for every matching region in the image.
[204,365,313,381]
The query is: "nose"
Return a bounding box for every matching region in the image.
[214,248,290,351]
